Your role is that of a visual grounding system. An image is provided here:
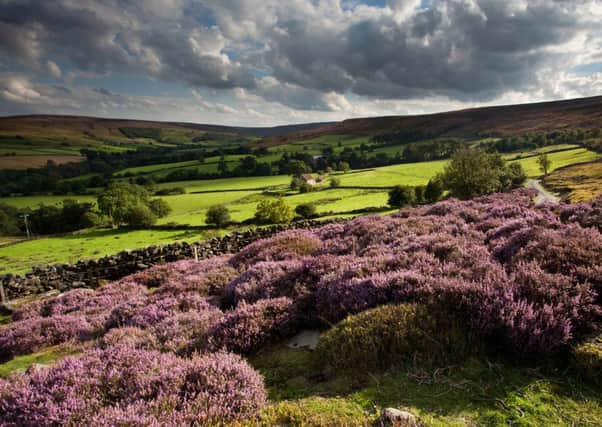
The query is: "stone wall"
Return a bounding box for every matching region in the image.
[1,219,340,301]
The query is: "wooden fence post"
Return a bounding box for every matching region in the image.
[0,282,7,306]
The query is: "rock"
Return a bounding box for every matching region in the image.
[287,330,321,350]
[379,408,422,427]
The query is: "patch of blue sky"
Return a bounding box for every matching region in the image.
[76,72,191,98]
[570,62,602,76]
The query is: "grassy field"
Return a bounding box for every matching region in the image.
[1,145,598,275]
[0,228,211,275]
[545,161,602,203]
[246,344,602,426]
[510,147,600,177]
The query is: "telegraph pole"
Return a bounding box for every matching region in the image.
[22,214,31,239]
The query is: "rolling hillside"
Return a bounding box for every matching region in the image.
[262,95,602,145]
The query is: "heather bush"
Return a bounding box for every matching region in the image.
[105,293,217,330]
[0,315,93,360]
[316,303,472,372]
[0,348,267,426]
[208,297,296,354]
[97,326,158,350]
[153,309,223,354]
[231,229,322,266]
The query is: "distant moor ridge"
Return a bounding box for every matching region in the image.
[2,95,602,147]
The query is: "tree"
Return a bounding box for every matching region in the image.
[299,183,314,193]
[424,177,444,203]
[255,198,294,224]
[0,203,20,236]
[501,162,527,190]
[289,160,310,176]
[388,185,416,207]
[295,203,316,219]
[440,148,505,199]
[290,176,304,190]
[218,156,229,176]
[336,161,351,173]
[206,205,231,228]
[125,205,157,228]
[149,199,172,218]
[537,153,552,176]
[414,186,426,204]
[98,182,150,226]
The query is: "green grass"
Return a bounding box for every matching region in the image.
[0,346,80,378]
[0,195,97,209]
[1,145,598,275]
[248,344,602,426]
[335,160,448,187]
[512,148,600,178]
[0,228,208,275]
[0,314,11,325]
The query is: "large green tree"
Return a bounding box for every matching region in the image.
[97,182,169,227]
[441,148,525,199]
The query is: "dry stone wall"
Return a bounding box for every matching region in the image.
[1,220,339,300]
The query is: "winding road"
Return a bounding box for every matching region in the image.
[526,179,560,205]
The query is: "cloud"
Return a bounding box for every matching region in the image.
[0,0,601,122]
[46,61,62,79]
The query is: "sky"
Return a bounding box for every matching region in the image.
[0,0,602,127]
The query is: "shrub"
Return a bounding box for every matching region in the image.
[295,203,317,219]
[424,177,444,203]
[154,187,186,196]
[0,315,94,360]
[388,185,417,207]
[329,177,341,188]
[299,182,314,193]
[0,347,267,425]
[208,297,296,354]
[316,303,471,372]
[230,229,321,266]
[414,185,426,204]
[255,198,294,224]
[124,204,157,228]
[206,204,231,228]
[148,198,172,217]
[97,326,158,350]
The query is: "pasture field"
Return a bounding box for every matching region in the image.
[1,144,599,275]
[545,161,602,203]
[511,147,600,177]
[0,228,211,275]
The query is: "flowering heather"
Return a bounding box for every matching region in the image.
[2,189,601,423]
[230,229,322,266]
[0,347,266,426]
[135,256,238,297]
[208,297,296,354]
[0,315,93,360]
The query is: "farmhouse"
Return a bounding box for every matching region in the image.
[300,174,316,185]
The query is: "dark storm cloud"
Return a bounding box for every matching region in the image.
[260,0,589,101]
[0,0,600,113]
[0,0,255,89]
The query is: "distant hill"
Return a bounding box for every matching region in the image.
[263,95,602,144]
[1,95,601,153]
[0,115,334,145]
